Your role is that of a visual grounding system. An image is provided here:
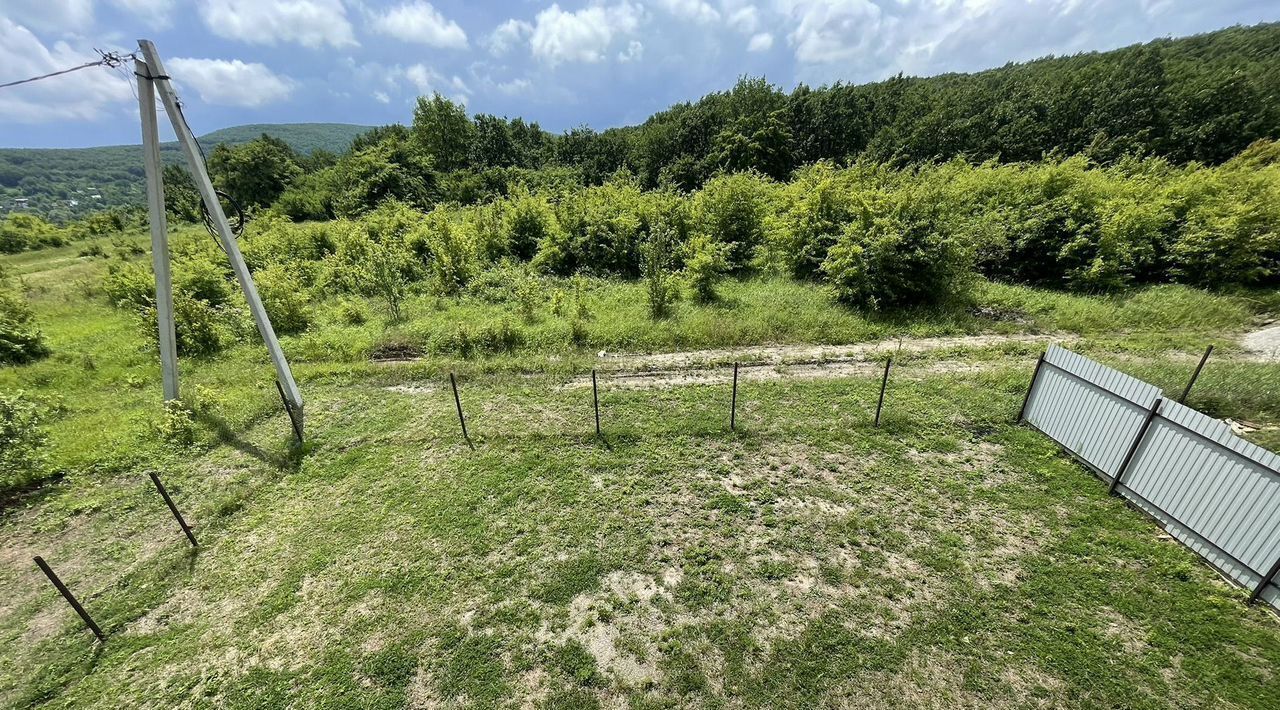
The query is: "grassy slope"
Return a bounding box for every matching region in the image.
[3,241,1280,707]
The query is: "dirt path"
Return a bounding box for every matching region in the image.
[594,334,1071,372]
[563,334,1068,390]
[1243,323,1280,362]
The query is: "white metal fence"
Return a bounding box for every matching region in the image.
[1019,345,1280,609]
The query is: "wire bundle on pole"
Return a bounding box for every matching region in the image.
[0,50,132,90]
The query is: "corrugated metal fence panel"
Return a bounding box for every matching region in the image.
[1025,345,1280,608]
[1024,345,1161,478]
[1121,400,1280,591]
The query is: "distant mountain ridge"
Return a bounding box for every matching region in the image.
[0,123,372,221]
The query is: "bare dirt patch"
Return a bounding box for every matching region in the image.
[1243,323,1280,361]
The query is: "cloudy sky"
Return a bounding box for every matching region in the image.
[1,0,1277,148]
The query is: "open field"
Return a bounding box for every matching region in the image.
[4,243,1280,707]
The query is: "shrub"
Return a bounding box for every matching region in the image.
[336,299,369,325]
[104,260,156,309]
[503,189,560,261]
[643,224,679,319]
[168,293,227,356]
[821,189,972,309]
[414,209,480,295]
[157,399,196,446]
[694,172,772,271]
[255,264,311,335]
[0,288,50,365]
[684,233,730,303]
[174,257,232,307]
[0,213,63,254]
[767,163,858,279]
[240,213,338,272]
[539,181,646,276]
[0,391,48,493]
[327,221,418,322]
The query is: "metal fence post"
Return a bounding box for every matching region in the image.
[33,556,104,641]
[1178,345,1213,404]
[730,362,739,431]
[874,357,892,428]
[1017,350,1047,423]
[149,472,198,547]
[592,369,601,436]
[1249,555,1280,604]
[450,373,469,444]
[1109,397,1163,495]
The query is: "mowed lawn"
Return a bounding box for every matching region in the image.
[3,362,1279,708]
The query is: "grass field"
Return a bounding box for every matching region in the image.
[3,240,1280,707]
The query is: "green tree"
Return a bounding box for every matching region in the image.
[411,93,475,173]
[207,134,302,209]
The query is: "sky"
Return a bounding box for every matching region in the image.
[1,0,1278,149]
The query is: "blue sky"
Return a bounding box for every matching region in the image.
[1,0,1278,149]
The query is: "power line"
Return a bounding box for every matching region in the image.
[0,50,132,90]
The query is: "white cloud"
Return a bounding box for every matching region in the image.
[529,2,643,66]
[784,0,884,65]
[168,57,295,107]
[368,1,468,49]
[109,0,176,29]
[198,0,355,48]
[654,0,718,24]
[484,18,533,56]
[726,4,760,33]
[373,90,391,103]
[0,0,95,34]
[747,32,773,51]
[495,77,532,95]
[403,63,441,93]
[776,0,1276,84]
[618,39,644,62]
[0,18,132,122]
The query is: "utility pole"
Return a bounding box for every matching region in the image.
[136,40,304,437]
[136,58,178,401]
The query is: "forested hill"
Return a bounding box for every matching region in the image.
[0,123,370,221]
[6,23,1280,224]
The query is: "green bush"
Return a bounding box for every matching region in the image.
[503,189,560,261]
[767,163,858,279]
[0,391,48,493]
[104,260,156,309]
[414,208,480,295]
[336,299,369,325]
[821,189,972,309]
[175,257,232,307]
[539,180,646,276]
[684,233,730,303]
[643,224,679,319]
[255,264,311,335]
[694,172,772,271]
[175,293,227,356]
[0,289,50,365]
[326,221,417,321]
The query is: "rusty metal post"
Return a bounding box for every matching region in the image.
[149,472,198,547]
[33,556,104,641]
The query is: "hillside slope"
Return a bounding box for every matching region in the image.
[0,123,371,221]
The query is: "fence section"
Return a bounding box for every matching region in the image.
[1022,345,1280,609]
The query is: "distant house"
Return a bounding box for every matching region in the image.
[68,199,79,207]
[12,197,28,210]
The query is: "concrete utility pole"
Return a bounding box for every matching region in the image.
[136,40,304,438]
[136,57,178,401]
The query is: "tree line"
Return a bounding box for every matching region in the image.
[157,22,1280,225]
